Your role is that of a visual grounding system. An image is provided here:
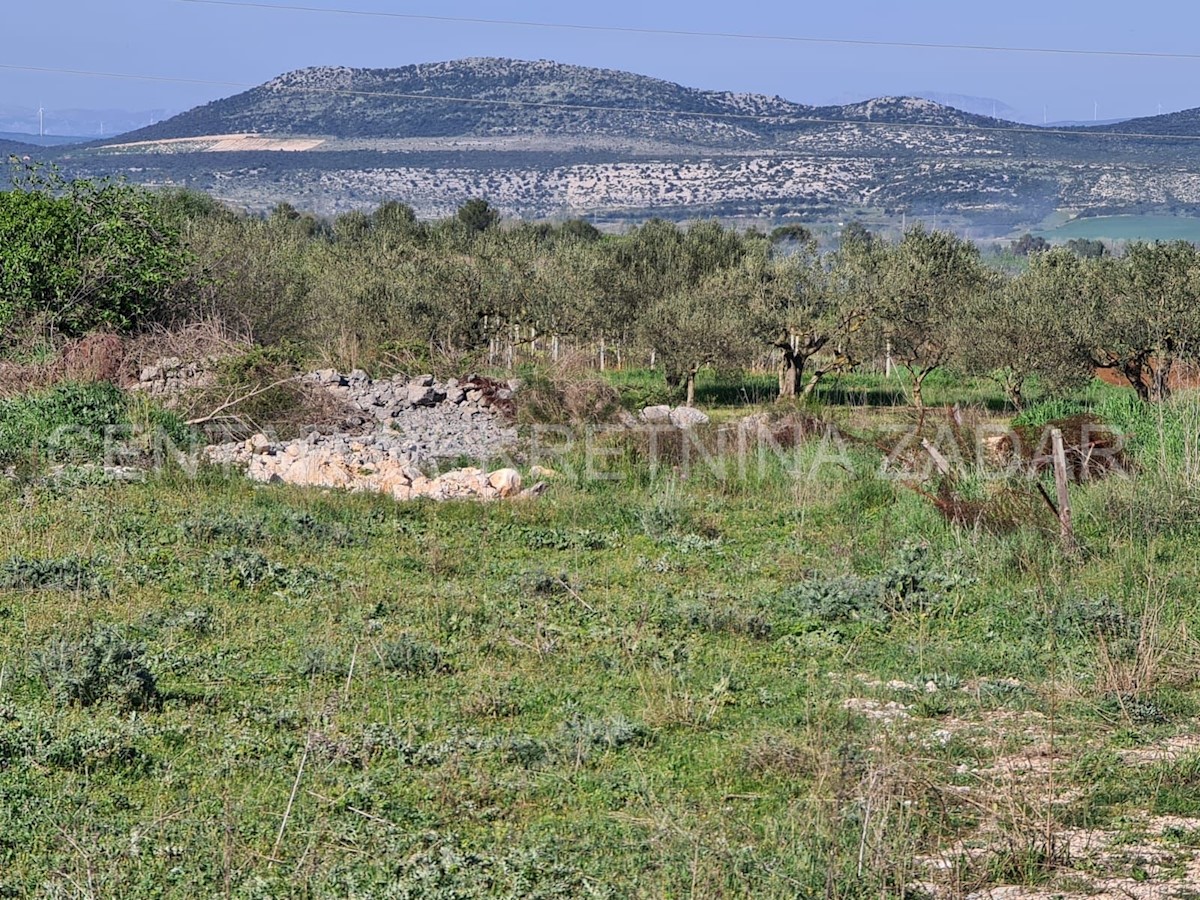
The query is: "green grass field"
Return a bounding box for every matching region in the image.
[1037,215,1200,243]
[4,374,1200,896]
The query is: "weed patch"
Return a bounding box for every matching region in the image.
[377,635,450,676]
[0,556,108,594]
[31,625,160,711]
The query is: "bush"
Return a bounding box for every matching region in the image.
[778,575,883,623]
[31,625,160,711]
[777,545,968,624]
[184,344,352,439]
[0,162,188,336]
[203,548,315,594]
[557,712,650,764]
[516,359,624,425]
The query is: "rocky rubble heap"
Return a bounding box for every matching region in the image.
[206,370,528,502]
[305,370,519,463]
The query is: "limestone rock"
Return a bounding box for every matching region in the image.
[205,367,528,503]
[639,405,672,423]
[487,468,522,498]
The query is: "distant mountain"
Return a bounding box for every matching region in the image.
[1094,106,1200,136]
[1,137,41,157]
[39,57,1200,231]
[104,58,999,149]
[1046,118,1130,128]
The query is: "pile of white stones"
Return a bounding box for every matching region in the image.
[207,431,536,501]
[205,369,532,502]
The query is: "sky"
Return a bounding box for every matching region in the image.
[4,0,1200,133]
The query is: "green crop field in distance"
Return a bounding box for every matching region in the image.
[1038,214,1200,243]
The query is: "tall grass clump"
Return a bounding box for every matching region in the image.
[1092,391,1200,479]
[1074,392,1200,539]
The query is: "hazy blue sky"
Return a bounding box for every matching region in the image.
[4,0,1200,127]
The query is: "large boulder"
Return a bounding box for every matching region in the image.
[669,406,710,429]
[407,383,438,407]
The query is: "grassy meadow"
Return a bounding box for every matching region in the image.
[4,369,1200,897]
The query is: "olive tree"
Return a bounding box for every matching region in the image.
[600,218,747,371]
[958,250,1092,409]
[639,267,758,406]
[870,226,987,410]
[739,235,844,399]
[1076,241,1200,402]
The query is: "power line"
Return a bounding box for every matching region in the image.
[1,60,1197,144]
[178,0,1200,62]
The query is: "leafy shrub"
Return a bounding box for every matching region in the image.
[357,835,586,899]
[504,525,615,551]
[777,545,968,624]
[296,645,346,678]
[638,481,696,536]
[878,544,969,615]
[166,606,215,636]
[668,601,772,639]
[557,712,650,764]
[180,508,359,548]
[0,162,189,336]
[1053,594,1137,642]
[492,734,549,767]
[31,625,160,711]
[378,635,449,676]
[778,575,883,623]
[1097,693,1171,725]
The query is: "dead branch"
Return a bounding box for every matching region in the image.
[186,376,300,426]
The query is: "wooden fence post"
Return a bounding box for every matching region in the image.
[1051,428,1079,555]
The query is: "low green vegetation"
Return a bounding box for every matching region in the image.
[5,172,1200,894]
[0,381,193,468]
[0,381,1196,895]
